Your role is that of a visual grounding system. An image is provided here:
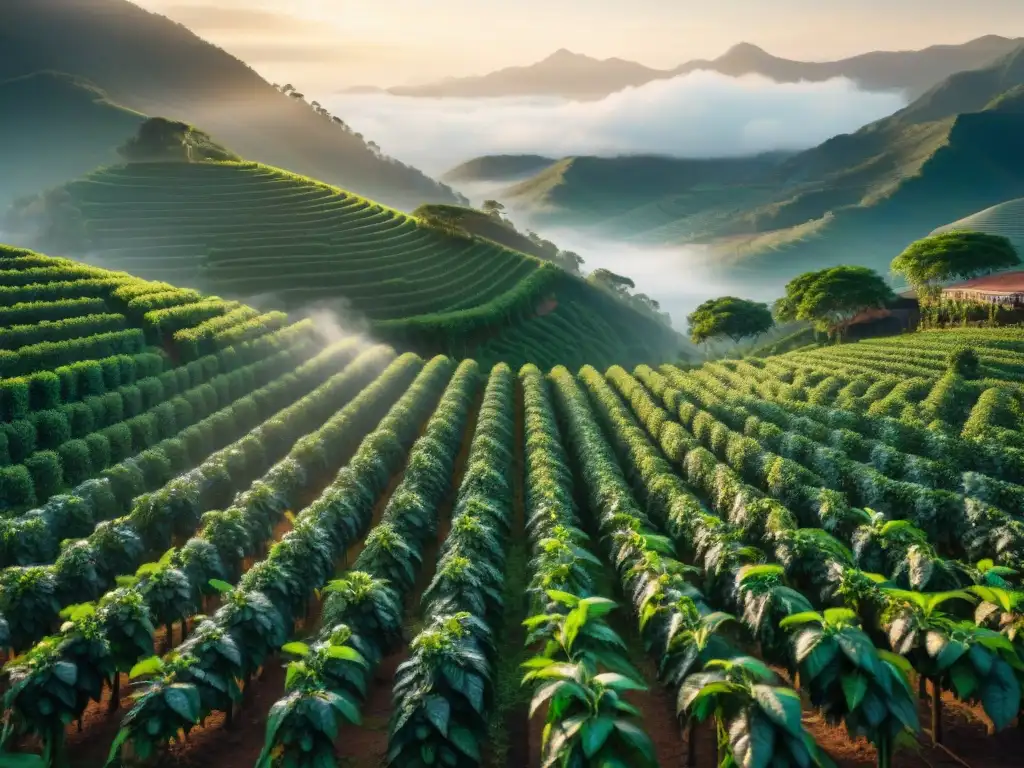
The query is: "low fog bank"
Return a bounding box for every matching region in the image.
[325,71,906,176]
[541,226,784,330]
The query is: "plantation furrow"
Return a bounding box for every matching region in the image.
[0,330,320,535]
[259,359,480,766]
[0,343,390,653]
[603,365,1022,741]
[101,355,454,764]
[549,365,833,768]
[385,363,515,768]
[517,365,660,766]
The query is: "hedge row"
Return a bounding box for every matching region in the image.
[0,328,146,377]
[0,297,108,326]
[0,313,128,351]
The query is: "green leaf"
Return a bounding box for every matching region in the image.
[582,716,615,758]
[580,597,617,619]
[164,685,199,723]
[281,642,310,657]
[208,578,234,594]
[52,661,77,686]
[980,659,1021,731]
[424,695,450,737]
[129,656,163,679]
[752,685,804,738]
[594,673,646,693]
[841,673,868,712]
[448,726,480,760]
[613,721,656,763]
[326,645,365,664]
[779,611,825,629]
[949,662,979,699]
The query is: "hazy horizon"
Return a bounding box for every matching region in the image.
[134,0,1024,89]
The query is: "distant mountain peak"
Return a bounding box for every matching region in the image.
[718,42,774,62]
[542,48,592,64]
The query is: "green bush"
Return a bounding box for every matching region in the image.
[208,410,237,446]
[173,367,191,393]
[84,432,112,471]
[181,425,208,464]
[100,357,122,389]
[120,385,143,418]
[53,365,78,402]
[28,372,61,411]
[158,370,180,398]
[197,383,219,413]
[0,378,30,421]
[31,409,71,451]
[231,396,258,430]
[152,402,177,439]
[184,389,208,420]
[103,423,133,462]
[117,354,138,384]
[3,420,37,463]
[127,413,158,451]
[25,450,63,500]
[79,361,105,397]
[0,464,35,508]
[137,448,173,488]
[186,359,205,387]
[0,431,9,466]
[159,437,188,473]
[948,346,981,379]
[170,397,193,430]
[63,401,95,439]
[58,440,93,486]
[102,463,145,508]
[83,395,107,429]
[211,376,230,406]
[138,377,164,410]
[101,391,124,426]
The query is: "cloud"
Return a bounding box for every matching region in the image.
[324,71,906,176]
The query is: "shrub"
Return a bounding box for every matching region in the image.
[0,465,35,508]
[28,372,61,411]
[101,391,124,426]
[159,437,189,473]
[103,423,133,462]
[152,402,177,439]
[181,425,208,464]
[136,352,165,379]
[25,450,63,500]
[58,440,93,486]
[158,370,180,398]
[0,431,9,466]
[197,383,219,414]
[0,377,30,421]
[170,397,194,430]
[117,354,138,384]
[186,359,206,387]
[100,357,122,389]
[137,449,173,488]
[31,409,71,451]
[127,413,158,451]
[53,366,78,403]
[3,420,37,463]
[174,367,191,392]
[231,396,258,430]
[120,385,143,418]
[184,389,208,420]
[63,401,95,439]
[138,377,164,410]
[102,463,145,508]
[79,361,106,397]
[211,376,230,407]
[948,346,981,379]
[84,432,112,471]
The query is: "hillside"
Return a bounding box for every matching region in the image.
[489,44,1024,283]
[0,72,144,207]
[0,0,460,210]
[358,35,1022,101]
[931,198,1024,252]
[3,245,1024,768]
[442,154,557,184]
[4,157,680,368]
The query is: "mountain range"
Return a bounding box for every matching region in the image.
[1,0,461,211]
[344,35,1024,100]
[447,43,1024,283]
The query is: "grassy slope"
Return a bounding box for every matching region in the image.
[11,160,680,367]
[442,155,557,184]
[412,204,556,261]
[0,72,144,206]
[932,198,1024,253]
[0,0,459,211]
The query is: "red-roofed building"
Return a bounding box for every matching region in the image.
[942,271,1024,305]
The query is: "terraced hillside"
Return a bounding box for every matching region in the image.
[4,247,1024,768]
[9,161,679,368]
[932,198,1024,253]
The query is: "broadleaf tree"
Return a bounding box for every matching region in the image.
[687,296,774,345]
[891,231,1020,302]
[775,266,895,340]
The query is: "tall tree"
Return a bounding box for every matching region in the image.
[775,265,894,339]
[892,231,1021,302]
[687,296,774,345]
[481,200,505,219]
[588,268,635,295]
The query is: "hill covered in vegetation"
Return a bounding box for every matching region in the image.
[3,246,1024,768]
[0,72,144,207]
[4,140,680,369]
[0,0,461,211]
[932,197,1024,253]
[480,44,1024,283]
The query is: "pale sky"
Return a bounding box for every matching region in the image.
[134,0,1024,89]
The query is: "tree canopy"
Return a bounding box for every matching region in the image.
[775,265,894,336]
[588,268,635,294]
[686,296,774,344]
[891,231,1020,301]
[117,117,237,163]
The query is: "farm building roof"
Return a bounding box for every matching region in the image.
[943,271,1024,293]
